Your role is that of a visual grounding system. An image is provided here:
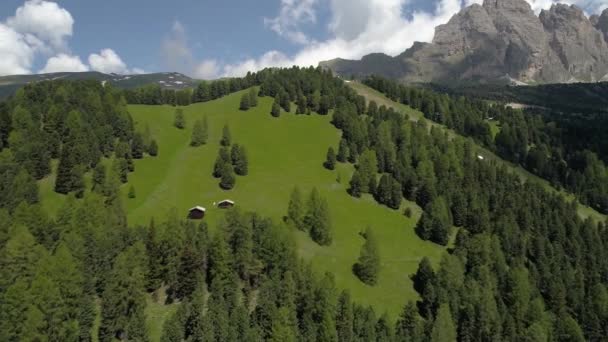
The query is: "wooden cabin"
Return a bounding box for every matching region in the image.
[188,206,206,219]
[217,199,235,209]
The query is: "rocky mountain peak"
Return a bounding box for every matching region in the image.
[482,0,533,14]
[320,1,608,84]
[596,9,608,42]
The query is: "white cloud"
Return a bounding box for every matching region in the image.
[213,0,608,77]
[0,1,141,76]
[131,68,146,74]
[6,0,73,50]
[161,21,194,73]
[219,0,462,77]
[264,0,318,44]
[40,53,88,73]
[88,48,129,74]
[0,23,35,75]
[193,60,220,79]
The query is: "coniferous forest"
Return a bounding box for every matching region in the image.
[0,67,607,342]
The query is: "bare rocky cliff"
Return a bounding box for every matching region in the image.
[320,0,608,84]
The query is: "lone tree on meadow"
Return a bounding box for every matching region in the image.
[231,144,249,176]
[248,88,258,107]
[148,139,158,156]
[353,227,380,285]
[305,188,332,246]
[174,108,186,129]
[220,124,231,146]
[220,163,236,190]
[271,99,281,117]
[190,118,208,147]
[287,186,304,229]
[240,93,250,111]
[324,147,337,170]
[213,147,231,178]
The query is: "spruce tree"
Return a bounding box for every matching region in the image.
[131,133,145,159]
[232,145,249,176]
[271,100,281,117]
[99,243,148,342]
[337,139,349,162]
[353,227,380,285]
[213,147,230,178]
[92,163,106,193]
[249,88,258,107]
[148,139,158,156]
[190,119,206,147]
[220,163,236,190]
[220,125,231,146]
[128,185,136,199]
[240,93,250,111]
[287,187,304,229]
[306,188,332,245]
[349,170,362,197]
[55,147,74,194]
[431,305,456,342]
[174,108,186,129]
[325,147,337,170]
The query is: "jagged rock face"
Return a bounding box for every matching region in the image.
[320,0,608,84]
[540,4,608,81]
[596,9,608,43]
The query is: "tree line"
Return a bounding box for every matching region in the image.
[364,76,608,214]
[327,81,608,340]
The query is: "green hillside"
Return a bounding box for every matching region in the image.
[348,82,607,223]
[39,88,444,319]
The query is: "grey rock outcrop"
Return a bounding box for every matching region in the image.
[320,0,608,84]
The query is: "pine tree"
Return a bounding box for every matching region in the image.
[325,147,337,170]
[99,243,148,342]
[389,178,402,209]
[131,132,145,159]
[55,147,74,194]
[353,227,380,285]
[92,163,106,193]
[221,124,231,146]
[232,144,249,176]
[213,147,230,178]
[240,93,250,111]
[287,187,304,229]
[174,108,186,129]
[336,291,354,342]
[190,119,206,147]
[249,88,258,107]
[71,164,86,198]
[271,100,281,117]
[349,170,363,197]
[220,163,236,190]
[431,305,456,342]
[337,139,349,163]
[128,185,136,199]
[148,139,158,156]
[306,188,332,245]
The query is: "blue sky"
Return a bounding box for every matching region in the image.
[1,0,607,78]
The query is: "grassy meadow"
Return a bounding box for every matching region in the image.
[40,89,445,324]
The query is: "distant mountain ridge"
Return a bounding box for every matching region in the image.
[0,71,197,98]
[320,0,608,85]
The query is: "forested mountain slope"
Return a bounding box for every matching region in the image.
[1,68,607,341]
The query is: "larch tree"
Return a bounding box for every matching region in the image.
[220,125,231,146]
[287,187,304,229]
[190,119,206,147]
[325,147,337,170]
[174,108,186,129]
[248,88,258,107]
[353,227,380,285]
[240,93,250,111]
